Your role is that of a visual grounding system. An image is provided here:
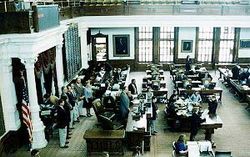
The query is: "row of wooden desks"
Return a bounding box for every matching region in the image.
[175,80,202,88]
[229,79,250,102]
[178,87,223,101]
[218,68,232,81]
[83,129,125,155]
[126,99,153,151]
[201,114,223,142]
[83,98,153,155]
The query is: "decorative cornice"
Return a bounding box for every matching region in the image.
[0,25,67,59]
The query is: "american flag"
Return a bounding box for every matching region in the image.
[21,83,33,143]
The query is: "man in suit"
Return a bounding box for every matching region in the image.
[190,108,206,141]
[74,78,85,117]
[119,86,130,124]
[56,99,68,148]
[128,79,138,95]
[208,95,218,116]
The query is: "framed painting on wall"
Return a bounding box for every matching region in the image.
[239,40,250,49]
[113,35,130,57]
[181,40,193,53]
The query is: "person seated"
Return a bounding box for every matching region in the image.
[146,86,154,101]
[189,91,202,104]
[175,134,188,155]
[169,90,179,105]
[183,79,191,89]
[202,78,211,89]
[247,76,250,87]
[128,79,138,95]
[232,65,241,79]
[113,68,121,83]
[199,71,212,81]
[103,93,116,111]
[239,68,250,84]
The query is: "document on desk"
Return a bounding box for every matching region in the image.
[187,141,200,157]
[198,141,212,152]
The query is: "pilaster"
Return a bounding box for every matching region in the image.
[56,44,64,95]
[0,58,21,131]
[78,25,89,69]
[22,58,47,149]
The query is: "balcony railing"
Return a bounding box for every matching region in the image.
[1,0,250,16]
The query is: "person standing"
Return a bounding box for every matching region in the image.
[128,79,138,95]
[119,86,130,124]
[56,99,68,148]
[208,95,218,116]
[185,55,192,72]
[84,80,94,117]
[61,87,72,140]
[74,78,85,117]
[190,108,206,141]
[66,85,77,128]
[150,96,158,135]
[70,83,80,122]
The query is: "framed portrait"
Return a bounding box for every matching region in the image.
[113,35,130,57]
[181,40,193,53]
[239,40,250,49]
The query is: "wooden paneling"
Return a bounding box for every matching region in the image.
[0,130,21,157]
[0,11,33,34]
[109,60,136,71]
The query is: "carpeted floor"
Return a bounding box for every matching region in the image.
[11,70,250,157]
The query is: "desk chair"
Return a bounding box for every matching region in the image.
[92,99,116,122]
[172,141,187,157]
[98,115,124,130]
[215,151,232,157]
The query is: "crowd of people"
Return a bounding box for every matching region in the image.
[41,61,139,148]
[166,89,218,141]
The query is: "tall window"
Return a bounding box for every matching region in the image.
[197,27,213,62]
[219,27,235,63]
[160,27,174,62]
[138,27,153,62]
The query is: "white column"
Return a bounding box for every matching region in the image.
[78,25,89,69]
[0,58,21,131]
[23,58,47,149]
[56,44,64,95]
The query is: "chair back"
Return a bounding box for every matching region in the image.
[98,115,114,130]
[92,99,104,119]
[172,141,176,150]
[215,151,232,157]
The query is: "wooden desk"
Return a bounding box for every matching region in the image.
[187,141,214,157]
[201,114,223,142]
[187,74,200,81]
[83,129,125,155]
[126,104,152,151]
[246,95,250,110]
[229,79,250,102]
[142,88,168,97]
[178,87,223,101]
[175,80,202,88]
[218,68,232,81]
[0,131,21,157]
